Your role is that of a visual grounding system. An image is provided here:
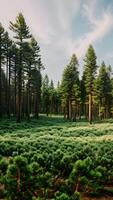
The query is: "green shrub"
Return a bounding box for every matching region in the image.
[72,192,81,200]
[55,193,70,200]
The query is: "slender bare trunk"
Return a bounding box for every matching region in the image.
[6,56,9,116]
[7,56,11,117]
[35,92,39,119]
[69,99,72,120]
[17,54,22,123]
[14,58,17,117]
[27,63,31,120]
[89,93,92,124]
[17,42,22,123]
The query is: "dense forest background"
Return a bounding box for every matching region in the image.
[0,13,113,124]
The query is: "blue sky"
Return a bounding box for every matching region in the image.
[0,0,113,85]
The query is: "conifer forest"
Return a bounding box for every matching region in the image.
[1,13,113,200]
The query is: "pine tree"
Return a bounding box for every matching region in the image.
[80,73,87,118]
[94,62,112,119]
[11,44,19,117]
[10,13,31,122]
[30,37,42,119]
[4,32,13,117]
[23,41,33,119]
[32,68,42,118]
[41,75,50,116]
[49,80,55,114]
[1,69,7,116]
[55,81,61,114]
[60,54,79,120]
[83,45,97,124]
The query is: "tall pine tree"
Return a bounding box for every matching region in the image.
[83,45,97,124]
[94,62,112,119]
[61,54,79,120]
[10,13,31,122]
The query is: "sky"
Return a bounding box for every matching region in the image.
[0,0,113,85]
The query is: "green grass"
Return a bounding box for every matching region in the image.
[0,115,113,142]
[0,115,113,158]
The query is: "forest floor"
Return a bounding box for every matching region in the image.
[1,115,113,143]
[1,115,113,199]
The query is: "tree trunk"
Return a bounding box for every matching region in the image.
[89,93,92,124]
[27,64,31,120]
[17,54,22,123]
[14,57,17,117]
[66,100,69,120]
[7,56,11,118]
[69,99,72,120]
[27,84,30,120]
[73,105,76,121]
[35,92,39,119]
[78,104,81,120]
[6,56,9,117]
[64,107,66,119]
[99,103,102,120]
[17,40,23,123]
[75,177,80,192]
[22,80,25,118]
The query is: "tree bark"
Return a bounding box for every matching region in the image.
[7,56,11,117]
[27,63,31,120]
[6,55,9,117]
[89,93,92,124]
[35,92,39,119]
[14,57,17,117]
[17,49,22,123]
[69,99,72,120]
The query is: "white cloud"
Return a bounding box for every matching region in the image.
[5,0,79,84]
[32,0,82,83]
[83,0,98,26]
[71,1,113,59]
[0,0,113,84]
